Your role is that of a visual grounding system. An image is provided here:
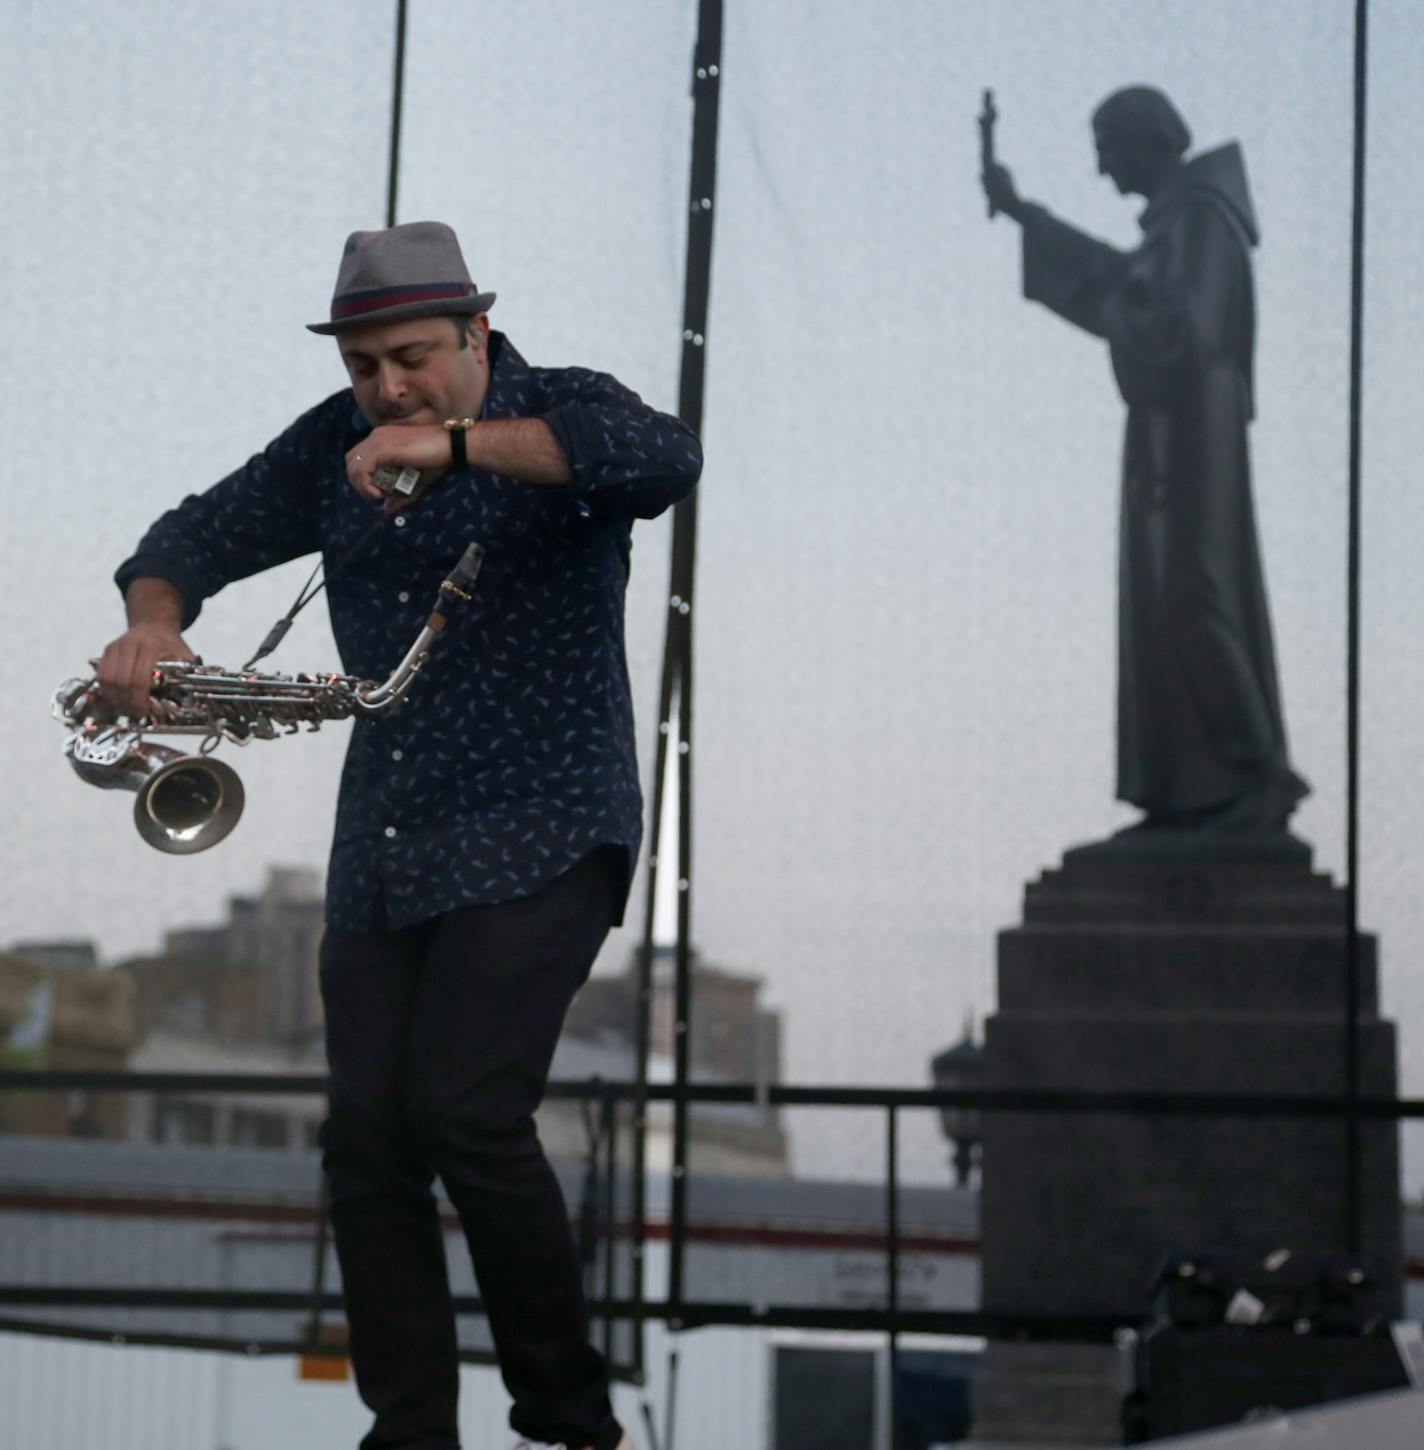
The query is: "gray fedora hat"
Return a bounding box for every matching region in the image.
[307,220,495,335]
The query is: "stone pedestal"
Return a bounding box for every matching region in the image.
[970,841,1403,1445]
[964,1341,1127,1447]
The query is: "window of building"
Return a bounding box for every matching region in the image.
[774,1345,876,1449]
[771,1336,980,1450]
[229,1109,290,1149]
[153,1099,216,1147]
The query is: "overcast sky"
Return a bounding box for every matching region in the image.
[3,0,1422,1190]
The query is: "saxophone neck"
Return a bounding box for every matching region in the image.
[355,541,485,713]
[354,629,436,713]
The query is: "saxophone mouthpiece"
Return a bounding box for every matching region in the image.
[425,542,485,635]
[436,542,485,611]
[448,542,485,596]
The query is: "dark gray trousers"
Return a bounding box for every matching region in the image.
[318,848,624,1450]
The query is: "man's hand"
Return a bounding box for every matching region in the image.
[97,620,197,720]
[346,425,449,507]
[982,162,1027,223]
[97,578,196,718]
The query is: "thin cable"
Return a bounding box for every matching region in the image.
[887,1105,901,1450]
[386,0,409,228]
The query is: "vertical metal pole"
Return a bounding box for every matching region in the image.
[633,667,681,1367]
[886,1105,901,1450]
[1344,0,1369,1258]
[632,0,724,1362]
[665,0,723,1324]
[304,1171,332,1347]
[601,1087,617,1364]
[630,939,652,1381]
[385,0,409,228]
[664,1341,683,1450]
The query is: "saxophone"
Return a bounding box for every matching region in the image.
[52,543,484,855]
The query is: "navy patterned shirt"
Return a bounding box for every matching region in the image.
[115,333,701,932]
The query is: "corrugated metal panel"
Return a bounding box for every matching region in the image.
[0,1243,778,1450]
[0,1332,218,1450]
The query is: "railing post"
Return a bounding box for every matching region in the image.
[886,1103,900,1450]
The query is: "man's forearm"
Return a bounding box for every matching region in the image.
[346,418,572,502]
[465,417,572,485]
[125,577,186,631]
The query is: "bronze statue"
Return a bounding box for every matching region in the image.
[983,87,1308,837]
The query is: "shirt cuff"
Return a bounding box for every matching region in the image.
[113,554,208,630]
[538,402,588,490]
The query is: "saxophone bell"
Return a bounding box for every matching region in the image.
[133,751,245,854]
[65,726,246,854]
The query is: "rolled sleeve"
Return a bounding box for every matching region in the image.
[112,396,338,625]
[540,370,702,520]
[113,551,213,631]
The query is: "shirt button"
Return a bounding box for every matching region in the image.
[391,749,404,762]
[398,590,410,603]
[394,515,408,528]
[384,825,397,839]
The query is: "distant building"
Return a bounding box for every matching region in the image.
[121,866,324,1047]
[5,940,100,972]
[7,876,789,1176]
[566,944,788,1174]
[0,949,135,1140]
[126,997,789,1178]
[568,944,783,1087]
[127,1029,325,1152]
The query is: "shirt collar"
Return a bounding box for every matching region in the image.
[479,331,533,421]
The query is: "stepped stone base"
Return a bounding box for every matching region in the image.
[966,1342,1123,1446]
[967,840,1403,1445]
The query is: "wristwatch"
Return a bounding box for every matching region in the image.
[444,416,477,469]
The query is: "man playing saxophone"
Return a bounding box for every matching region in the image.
[96,221,701,1450]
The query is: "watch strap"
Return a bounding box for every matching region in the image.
[444,417,477,470]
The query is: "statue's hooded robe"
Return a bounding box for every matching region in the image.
[1020,142,1307,819]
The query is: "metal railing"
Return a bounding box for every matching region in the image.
[4,1068,1420,1381]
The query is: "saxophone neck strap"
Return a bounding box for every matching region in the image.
[241,514,387,671]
